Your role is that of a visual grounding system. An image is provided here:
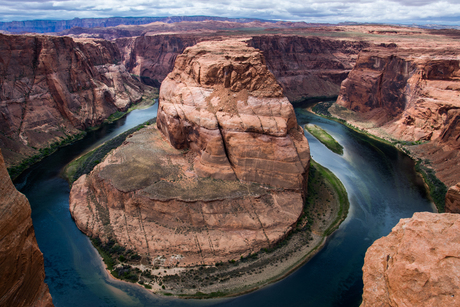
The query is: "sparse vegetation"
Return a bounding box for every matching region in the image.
[304,124,344,155]
[7,132,86,180]
[415,159,447,212]
[63,118,156,183]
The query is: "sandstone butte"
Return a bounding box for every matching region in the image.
[361,212,460,307]
[0,33,145,168]
[69,38,310,267]
[0,149,53,307]
[334,45,460,200]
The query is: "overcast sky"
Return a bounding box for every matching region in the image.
[1,0,460,25]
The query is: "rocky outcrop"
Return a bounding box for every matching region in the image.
[335,49,460,187]
[446,183,460,213]
[69,39,310,267]
[361,212,460,307]
[0,149,53,307]
[0,34,144,168]
[249,36,367,102]
[157,39,310,192]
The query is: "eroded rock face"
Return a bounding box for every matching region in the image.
[70,39,309,266]
[0,149,53,307]
[249,36,367,103]
[446,183,460,213]
[336,49,460,186]
[361,212,460,307]
[0,34,144,168]
[118,34,366,103]
[157,39,310,192]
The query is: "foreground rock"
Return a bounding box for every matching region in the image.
[361,212,460,307]
[0,33,144,168]
[70,39,310,268]
[0,149,53,307]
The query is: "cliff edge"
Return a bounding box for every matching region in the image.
[0,149,53,307]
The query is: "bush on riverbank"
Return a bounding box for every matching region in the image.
[415,160,447,212]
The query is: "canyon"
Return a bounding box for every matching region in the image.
[2,17,460,303]
[0,149,53,307]
[69,39,310,270]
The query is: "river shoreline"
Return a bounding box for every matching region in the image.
[7,90,158,181]
[307,101,446,212]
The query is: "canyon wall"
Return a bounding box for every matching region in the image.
[69,39,310,267]
[117,34,366,103]
[248,35,367,102]
[361,212,460,307]
[335,49,460,188]
[116,34,200,87]
[0,34,144,168]
[0,149,53,307]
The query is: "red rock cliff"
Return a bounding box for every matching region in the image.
[117,34,366,103]
[0,34,144,168]
[0,149,53,307]
[248,35,367,102]
[361,212,460,307]
[336,49,460,187]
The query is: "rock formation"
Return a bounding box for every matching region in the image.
[446,183,460,213]
[335,48,460,187]
[361,212,460,307]
[0,33,144,168]
[0,149,53,307]
[69,39,310,267]
[157,39,310,191]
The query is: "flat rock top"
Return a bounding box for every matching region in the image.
[98,125,270,201]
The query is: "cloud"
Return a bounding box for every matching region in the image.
[0,0,459,25]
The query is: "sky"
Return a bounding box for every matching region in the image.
[1,0,460,25]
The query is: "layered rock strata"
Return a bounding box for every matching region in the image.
[0,34,144,168]
[361,212,460,307]
[336,49,460,186]
[0,149,53,307]
[70,39,310,266]
[116,34,366,103]
[249,36,367,102]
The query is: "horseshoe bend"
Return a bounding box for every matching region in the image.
[68,39,331,295]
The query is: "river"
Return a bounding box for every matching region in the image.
[14,103,434,307]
